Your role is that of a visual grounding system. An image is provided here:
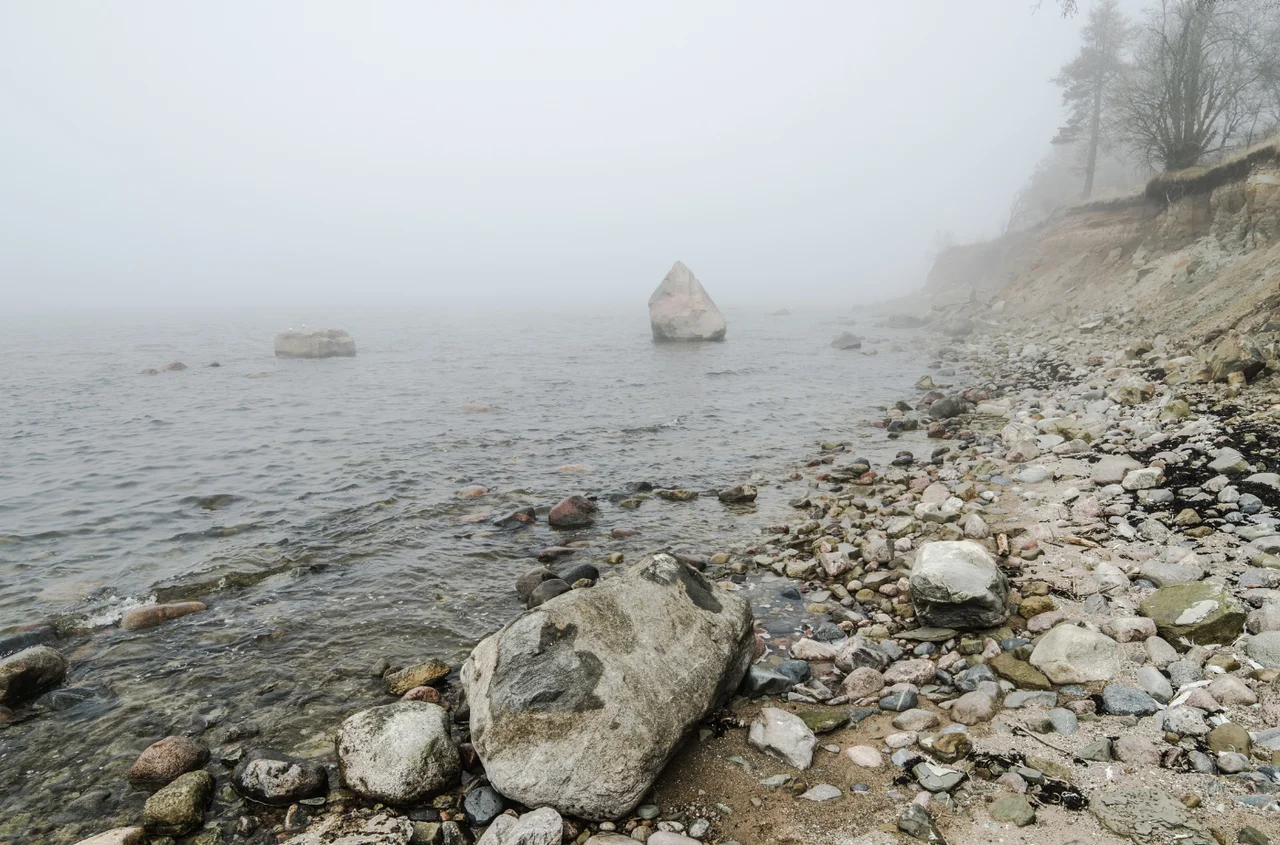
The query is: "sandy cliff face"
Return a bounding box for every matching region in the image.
[928,143,1280,342]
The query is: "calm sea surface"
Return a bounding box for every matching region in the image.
[0,304,930,841]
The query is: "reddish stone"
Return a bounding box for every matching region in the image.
[547,495,597,529]
[120,602,207,631]
[400,686,441,703]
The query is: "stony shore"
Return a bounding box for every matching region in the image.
[4,313,1280,845]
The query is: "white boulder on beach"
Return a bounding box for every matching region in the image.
[273,328,356,358]
[648,261,727,342]
[461,554,754,820]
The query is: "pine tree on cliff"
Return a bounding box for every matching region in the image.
[1051,0,1133,198]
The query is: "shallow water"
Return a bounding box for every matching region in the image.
[0,304,928,841]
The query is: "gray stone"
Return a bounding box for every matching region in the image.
[1028,624,1121,684]
[1160,706,1209,737]
[1093,455,1140,485]
[898,803,944,843]
[1090,788,1211,845]
[232,749,327,806]
[1078,739,1113,762]
[748,707,816,770]
[463,786,504,827]
[1245,630,1280,667]
[336,702,460,805]
[1047,708,1079,735]
[913,761,964,792]
[463,555,753,820]
[799,784,842,801]
[989,794,1036,826]
[740,666,791,697]
[1004,690,1056,709]
[1100,685,1159,717]
[1168,660,1203,688]
[909,541,1009,629]
[879,689,918,712]
[474,808,562,845]
[1136,665,1172,703]
[1138,560,1204,587]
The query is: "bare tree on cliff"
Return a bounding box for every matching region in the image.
[1115,0,1269,171]
[1052,0,1133,197]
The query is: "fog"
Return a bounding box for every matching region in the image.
[2,2,1093,311]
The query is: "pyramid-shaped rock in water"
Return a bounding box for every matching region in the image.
[648,261,727,342]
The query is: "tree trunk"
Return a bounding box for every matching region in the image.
[1084,82,1103,198]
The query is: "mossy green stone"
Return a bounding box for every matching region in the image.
[1139,583,1246,646]
[989,794,1036,826]
[989,652,1052,690]
[798,709,851,735]
[1206,722,1251,755]
[142,770,213,836]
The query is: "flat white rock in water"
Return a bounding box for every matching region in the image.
[648,261,727,342]
[462,554,754,820]
[273,328,356,358]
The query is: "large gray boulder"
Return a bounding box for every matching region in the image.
[461,554,754,820]
[909,541,1008,630]
[336,702,459,804]
[1029,624,1122,684]
[648,262,727,342]
[273,328,356,358]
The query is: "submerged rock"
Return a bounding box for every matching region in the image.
[461,554,754,820]
[0,645,68,704]
[127,736,211,788]
[547,495,597,529]
[648,261,727,342]
[909,541,1009,629]
[273,328,356,358]
[141,770,213,836]
[336,702,459,805]
[384,659,450,696]
[231,749,327,805]
[119,602,207,631]
[70,829,147,845]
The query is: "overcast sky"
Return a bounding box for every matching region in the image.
[1,2,1112,311]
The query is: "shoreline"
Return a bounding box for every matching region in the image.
[5,316,1280,845]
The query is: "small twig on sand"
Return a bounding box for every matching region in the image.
[1013,724,1075,756]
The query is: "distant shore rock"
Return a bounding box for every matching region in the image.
[273,328,356,359]
[831,332,863,350]
[648,261,727,342]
